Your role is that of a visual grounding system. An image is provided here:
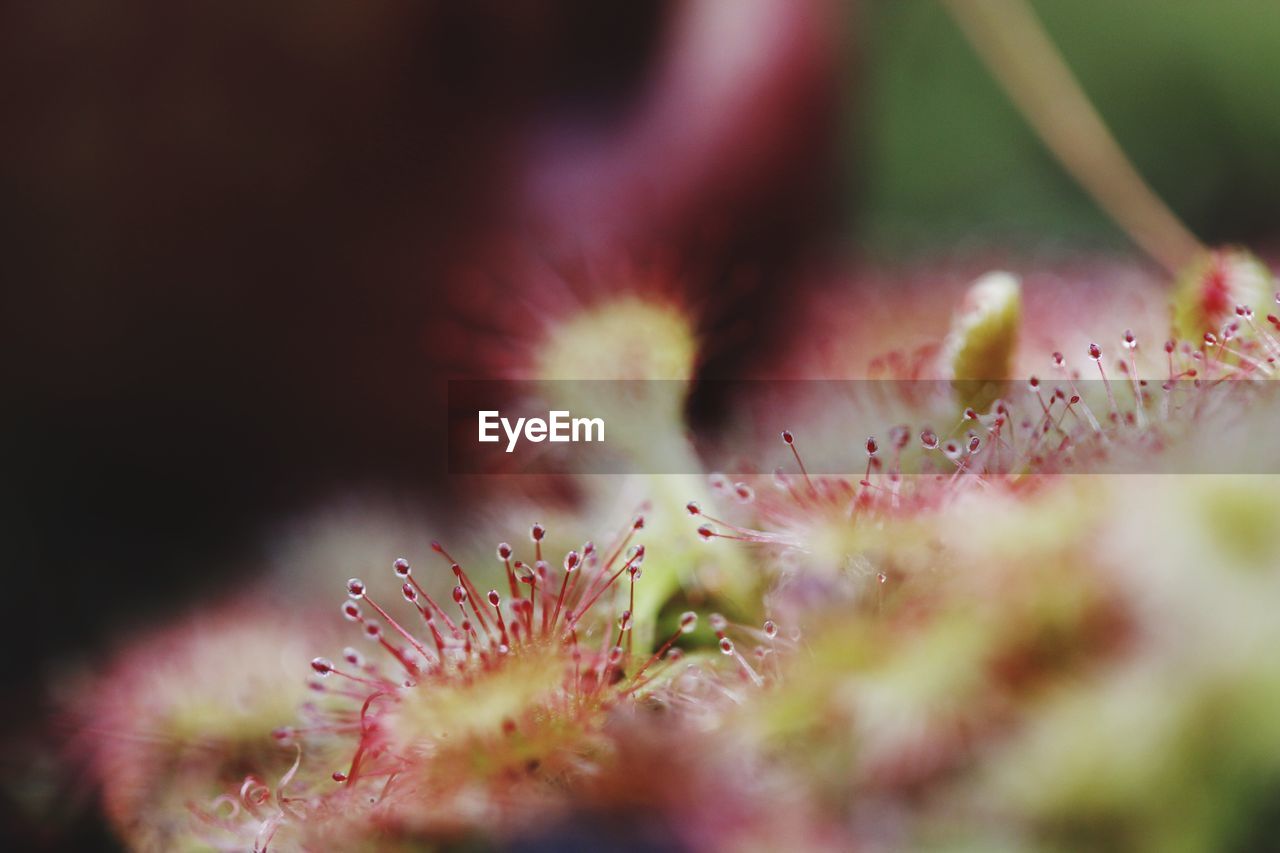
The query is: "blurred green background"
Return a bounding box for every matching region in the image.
[852,0,1280,258]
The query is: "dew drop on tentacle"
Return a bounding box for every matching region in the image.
[346,578,366,600]
[311,657,334,677]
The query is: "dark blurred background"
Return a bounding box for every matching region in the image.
[1,1,1279,843]
[0,0,829,672]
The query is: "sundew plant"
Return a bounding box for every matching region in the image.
[56,2,1280,852]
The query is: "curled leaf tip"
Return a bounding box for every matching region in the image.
[943,271,1021,411]
[1172,247,1275,341]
